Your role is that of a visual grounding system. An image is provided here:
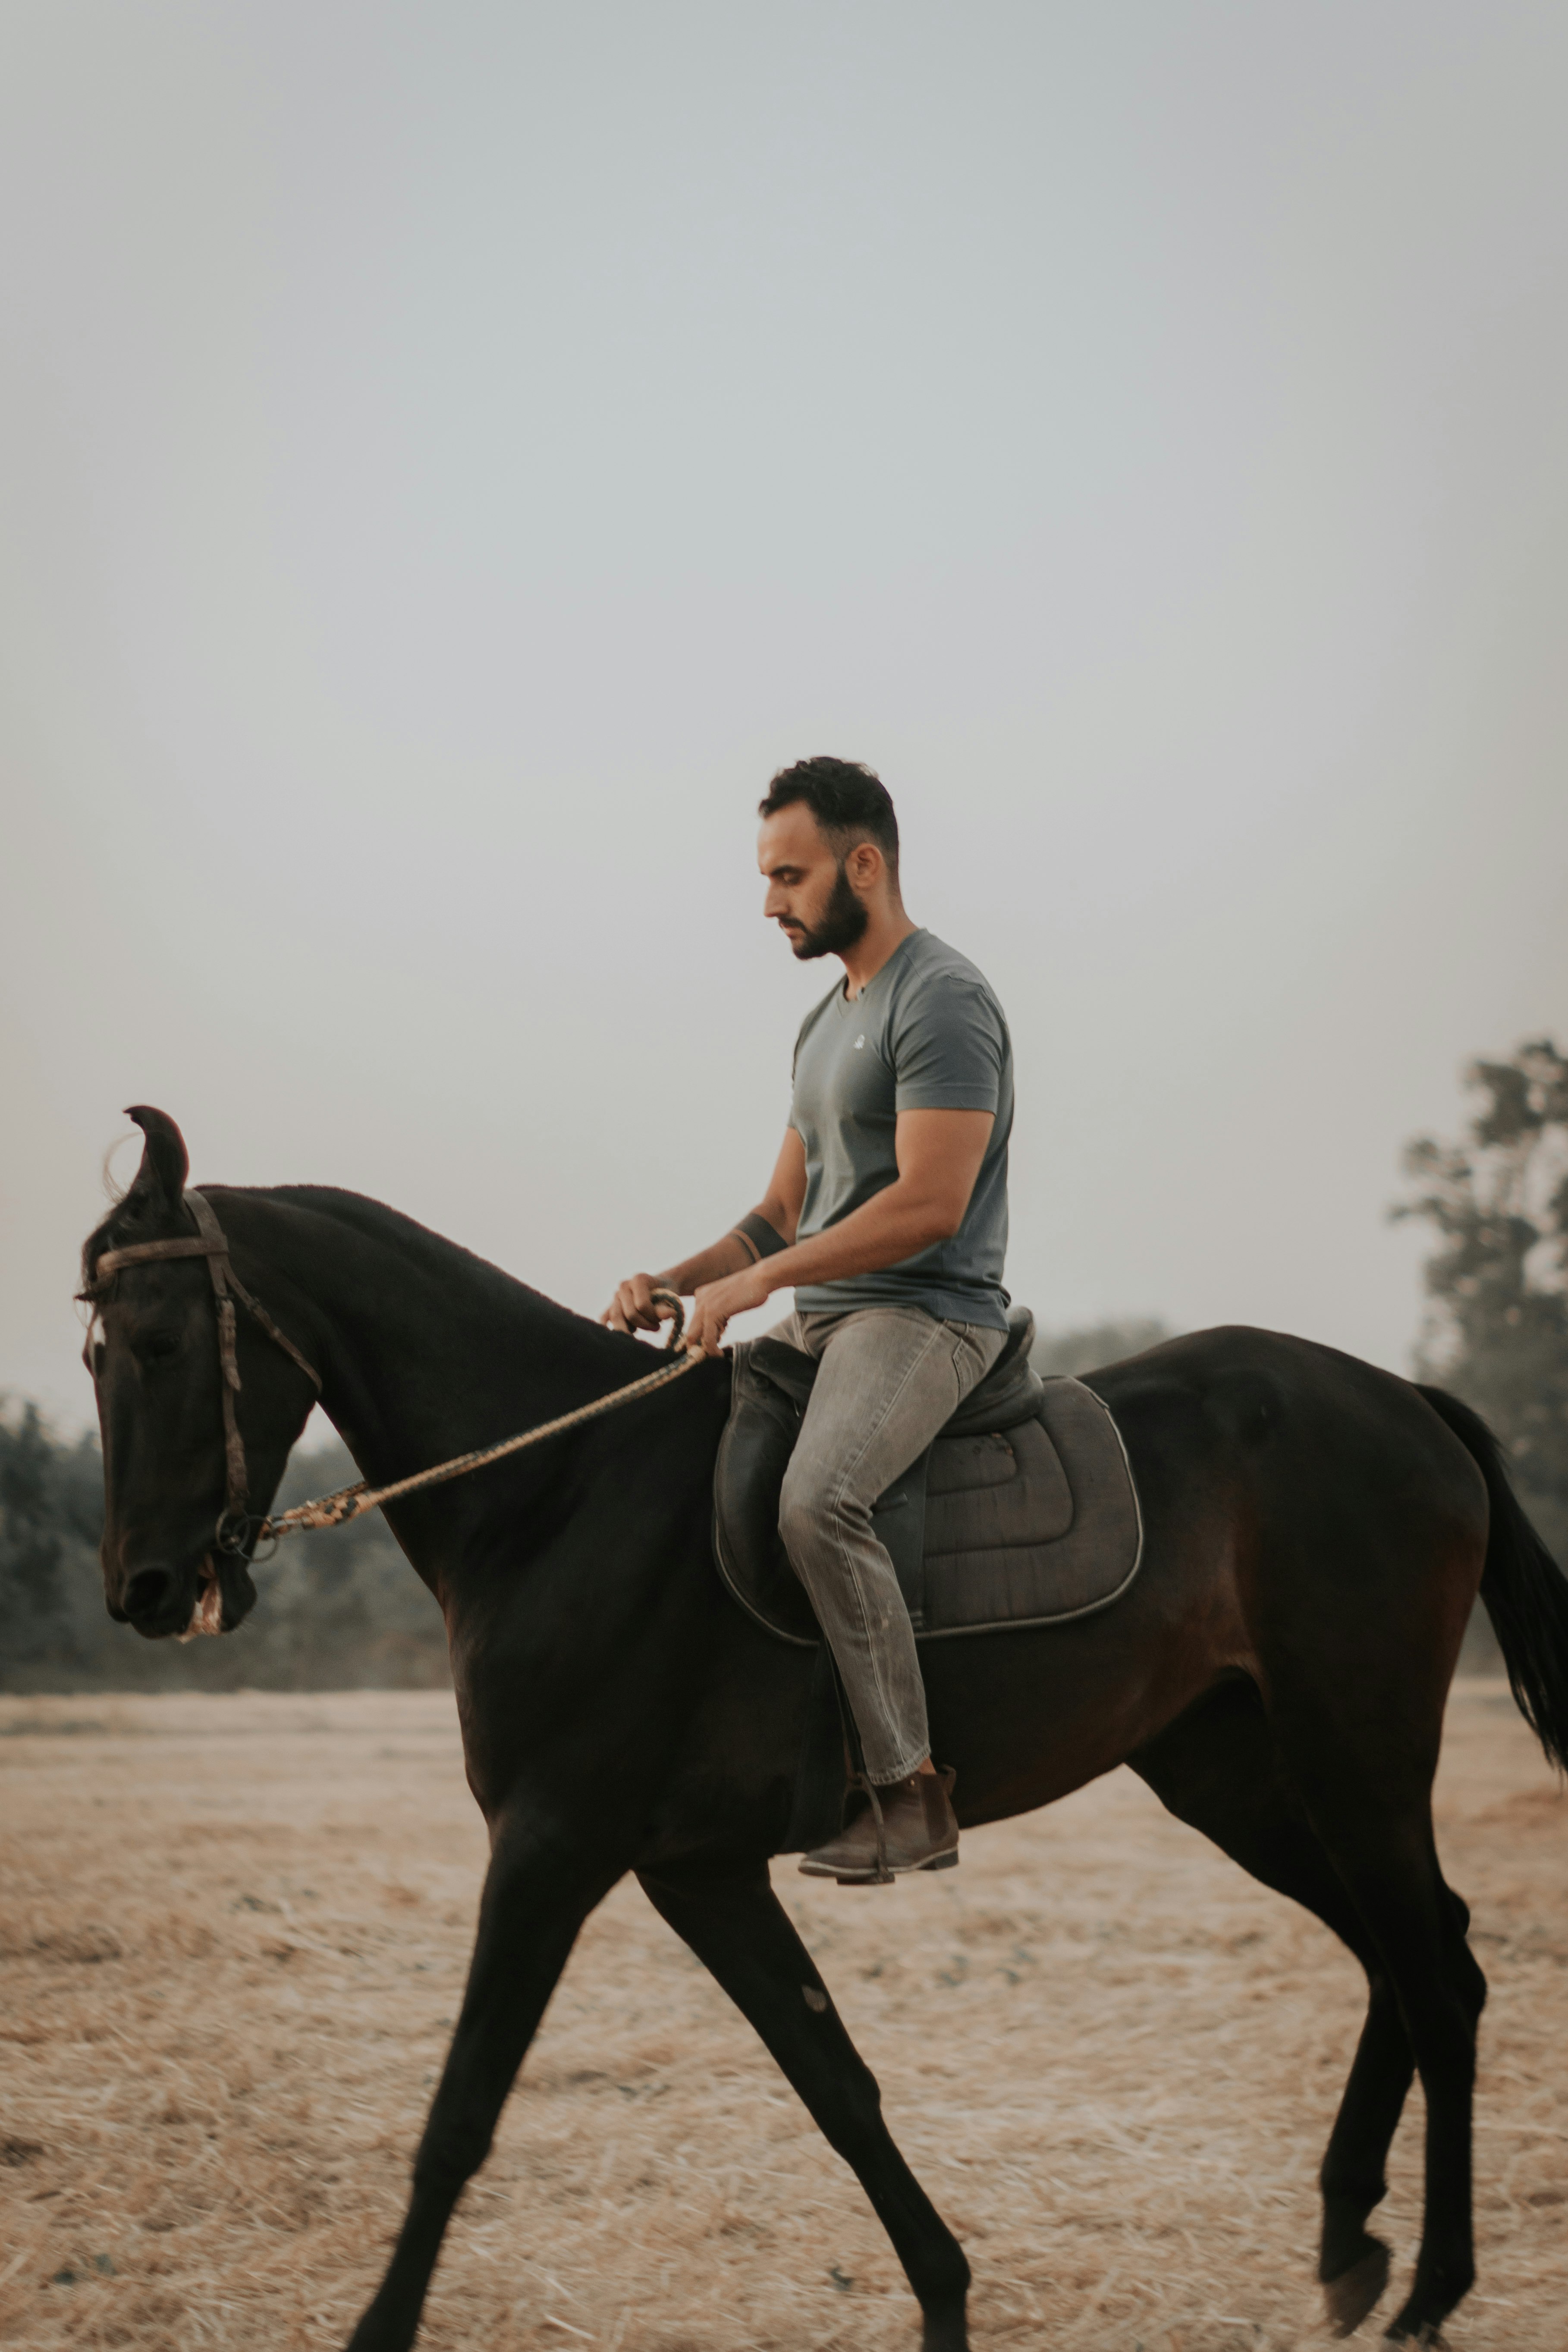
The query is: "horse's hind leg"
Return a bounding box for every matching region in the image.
[1282,1739,1484,2343]
[639,1857,972,2352]
[1319,1868,1483,2337]
[1131,1681,1483,2339]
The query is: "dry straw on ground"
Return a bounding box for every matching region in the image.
[1,1683,1563,2350]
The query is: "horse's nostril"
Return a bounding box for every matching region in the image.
[125,1566,177,1622]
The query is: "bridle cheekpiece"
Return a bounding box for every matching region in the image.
[81,1190,323,1560]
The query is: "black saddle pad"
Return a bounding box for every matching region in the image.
[713,1309,1144,1646]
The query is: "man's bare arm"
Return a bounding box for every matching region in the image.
[600,1129,807,1334]
[681,1108,994,1355]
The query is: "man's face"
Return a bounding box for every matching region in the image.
[757,805,869,960]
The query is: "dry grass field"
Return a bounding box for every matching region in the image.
[1,1683,1562,2352]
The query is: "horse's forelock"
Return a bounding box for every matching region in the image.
[80,1163,197,1291]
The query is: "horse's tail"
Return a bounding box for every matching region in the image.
[1419,1384,1568,1773]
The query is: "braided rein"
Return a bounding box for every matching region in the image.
[261,1292,698,1543]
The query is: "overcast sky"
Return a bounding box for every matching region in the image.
[3,3,1565,1431]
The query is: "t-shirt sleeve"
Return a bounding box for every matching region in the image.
[891,978,1006,1114]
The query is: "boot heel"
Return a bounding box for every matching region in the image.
[921,1850,960,1871]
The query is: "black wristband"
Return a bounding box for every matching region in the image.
[733,1211,788,1262]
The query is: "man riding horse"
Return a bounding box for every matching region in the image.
[85,861,1566,2343]
[605,757,1013,1883]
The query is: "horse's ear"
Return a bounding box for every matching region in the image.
[122,1106,190,1212]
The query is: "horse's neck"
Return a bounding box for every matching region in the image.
[211,1185,628,1490]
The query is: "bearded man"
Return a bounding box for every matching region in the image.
[604,757,1014,1882]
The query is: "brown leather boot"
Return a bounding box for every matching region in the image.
[798,1767,960,1886]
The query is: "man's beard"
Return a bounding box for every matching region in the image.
[785,861,870,960]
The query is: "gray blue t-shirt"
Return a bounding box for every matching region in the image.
[789,928,1012,1330]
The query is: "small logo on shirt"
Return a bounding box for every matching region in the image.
[854,1035,865,1049]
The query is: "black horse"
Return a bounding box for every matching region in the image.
[82,1109,1568,2350]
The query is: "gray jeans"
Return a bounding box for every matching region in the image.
[773,1305,1007,1784]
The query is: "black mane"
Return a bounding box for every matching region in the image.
[84,1178,635,1382]
[263,1183,616,1353]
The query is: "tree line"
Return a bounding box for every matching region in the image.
[4,1040,1564,1692]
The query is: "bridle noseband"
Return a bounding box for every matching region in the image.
[82,1190,322,1559]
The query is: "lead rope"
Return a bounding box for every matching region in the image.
[259,1289,699,1542]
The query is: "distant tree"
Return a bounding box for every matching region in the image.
[1031,1317,1172,1378]
[1396,1038,1568,1566]
[0,1402,77,1664]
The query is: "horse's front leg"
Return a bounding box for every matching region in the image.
[346,1817,617,2352]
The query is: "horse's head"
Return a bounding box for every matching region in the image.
[81,1108,317,1641]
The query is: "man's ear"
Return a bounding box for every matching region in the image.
[121,1106,190,1214]
[846,839,886,894]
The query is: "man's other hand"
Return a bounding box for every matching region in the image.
[684,1263,771,1358]
[600,1273,675,1335]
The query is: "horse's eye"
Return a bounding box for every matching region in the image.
[138,1332,182,1366]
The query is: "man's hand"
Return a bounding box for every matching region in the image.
[601,1273,677,1336]
[602,1134,805,1341]
[683,1261,773,1358]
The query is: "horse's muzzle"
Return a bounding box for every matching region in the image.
[118,1550,258,1639]
[121,1561,195,1639]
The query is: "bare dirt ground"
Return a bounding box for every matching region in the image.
[1,1684,1562,2352]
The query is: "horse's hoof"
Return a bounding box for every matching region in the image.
[920,2294,969,2352]
[1384,2301,1447,2346]
[1323,2240,1391,2336]
[1384,2257,1471,2343]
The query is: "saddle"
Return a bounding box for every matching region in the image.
[713,1308,1144,1648]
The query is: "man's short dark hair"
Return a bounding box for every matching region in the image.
[758,757,899,876]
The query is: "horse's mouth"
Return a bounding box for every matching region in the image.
[187,1550,259,1639]
[175,1555,226,1642]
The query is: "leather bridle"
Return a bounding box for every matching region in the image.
[81,1190,323,1559]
